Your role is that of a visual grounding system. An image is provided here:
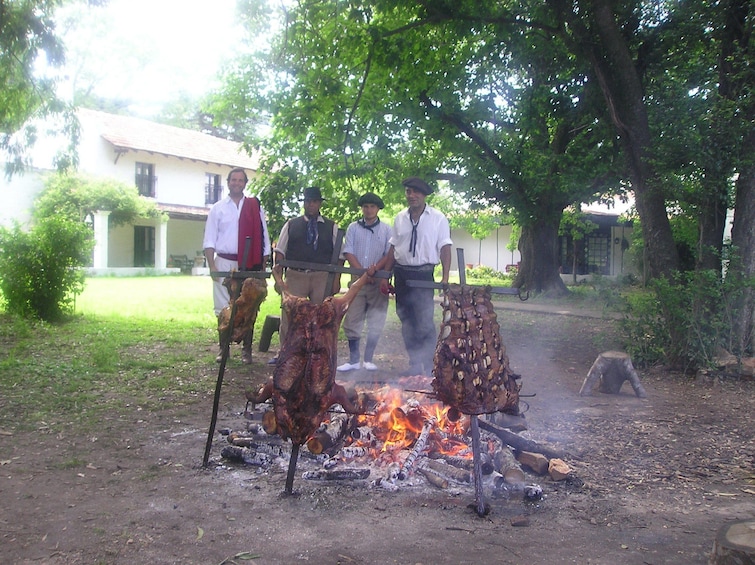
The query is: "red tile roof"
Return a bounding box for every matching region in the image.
[79,108,261,170]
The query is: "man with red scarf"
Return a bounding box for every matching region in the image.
[203,168,271,364]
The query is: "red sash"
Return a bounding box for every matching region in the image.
[238,197,264,270]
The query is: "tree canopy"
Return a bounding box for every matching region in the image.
[0,0,78,175]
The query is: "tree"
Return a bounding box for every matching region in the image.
[33,171,163,227]
[549,0,681,280]
[0,0,78,175]
[213,0,624,294]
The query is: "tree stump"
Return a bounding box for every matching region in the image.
[711,519,755,565]
[579,351,647,398]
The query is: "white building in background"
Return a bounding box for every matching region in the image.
[1,108,635,279]
[1,108,261,274]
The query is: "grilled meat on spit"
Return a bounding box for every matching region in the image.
[246,265,368,446]
[218,276,268,344]
[432,284,520,416]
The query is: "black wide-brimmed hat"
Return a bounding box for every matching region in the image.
[302,186,325,201]
[357,192,385,209]
[401,176,433,195]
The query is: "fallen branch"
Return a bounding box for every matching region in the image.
[479,419,565,459]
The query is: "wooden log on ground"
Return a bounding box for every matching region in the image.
[478,418,565,459]
[579,350,647,398]
[302,468,371,481]
[419,458,472,483]
[711,519,755,565]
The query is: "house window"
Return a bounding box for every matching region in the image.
[205,173,222,205]
[585,236,610,274]
[135,162,156,197]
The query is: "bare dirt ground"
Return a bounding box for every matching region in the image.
[2,302,755,565]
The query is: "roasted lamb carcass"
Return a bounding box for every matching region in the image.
[432,284,520,416]
[247,266,368,480]
[218,276,268,344]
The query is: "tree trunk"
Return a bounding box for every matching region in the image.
[560,0,680,279]
[514,217,568,295]
[696,179,728,273]
[729,137,755,356]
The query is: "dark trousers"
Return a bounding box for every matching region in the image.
[393,264,436,372]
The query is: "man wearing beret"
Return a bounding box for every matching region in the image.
[271,186,341,363]
[337,192,392,372]
[381,177,452,376]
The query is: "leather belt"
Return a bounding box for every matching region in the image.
[217,252,238,260]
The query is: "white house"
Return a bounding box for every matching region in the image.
[1,108,261,274]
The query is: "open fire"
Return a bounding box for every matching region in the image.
[219,375,548,500]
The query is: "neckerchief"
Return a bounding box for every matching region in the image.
[409,206,425,257]
[358,217,380,233]
[306,215,319,250]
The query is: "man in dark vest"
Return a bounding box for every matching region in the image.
[270,186,340,363]
[203,167,271,364]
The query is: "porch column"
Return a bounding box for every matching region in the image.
[91,210,110,269]
[155,217,168,269]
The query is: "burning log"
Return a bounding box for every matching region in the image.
[398,416,436,480]
[478,418,565,460]
[418,458,471,483]
[302,468,371,481]
[306,411,353,455]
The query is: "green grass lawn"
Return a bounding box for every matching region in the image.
[0,275,283,435]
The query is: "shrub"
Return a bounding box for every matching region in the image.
[0,216,93,321]
[620,269,742,371]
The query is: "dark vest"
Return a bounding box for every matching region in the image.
[285,216,335,264]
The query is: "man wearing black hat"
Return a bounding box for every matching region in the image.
[271,186,341,359]
[337,192,392,372]
[380,177,452,376]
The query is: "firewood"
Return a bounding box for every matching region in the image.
[478,418,565,459]
[517,451,549,475]
[548,458,572,481]
[579,350,647,398]
[398,416,436,480]
[418,458,471,483]
[429,452,474,471]
[305,411,353,455]
[417,467,449,489]
[220,446,274,466]
[301,468,371,481]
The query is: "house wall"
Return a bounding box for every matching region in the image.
[168,217,207,259]
[0,168,47,228]
[450,225,521,273]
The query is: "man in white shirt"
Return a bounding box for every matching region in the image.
[381,177,452,376]
[203,168,271,364]
[337,192,392,372]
